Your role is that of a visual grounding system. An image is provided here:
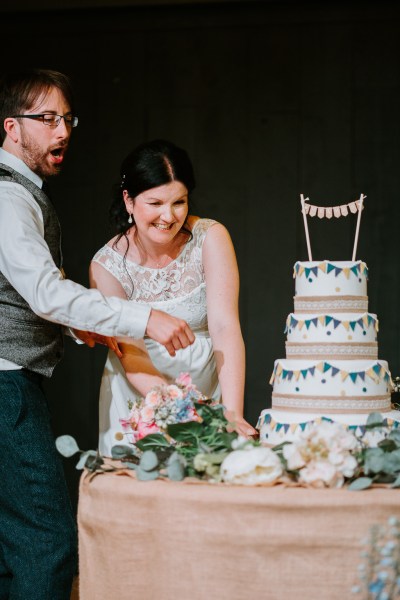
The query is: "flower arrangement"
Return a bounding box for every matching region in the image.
[120,373,206,441]
[220,439,283,485]
[280,421,359,488]
[56,376,400,489]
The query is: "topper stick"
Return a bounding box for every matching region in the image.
[351,193,365,261]
[300,194,312,260]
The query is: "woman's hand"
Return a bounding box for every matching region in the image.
[224,409,258,439]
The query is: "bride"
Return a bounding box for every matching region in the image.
[90,139,256,455]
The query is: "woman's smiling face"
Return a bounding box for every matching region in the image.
[124,180,189,244]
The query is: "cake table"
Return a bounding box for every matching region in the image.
[78,468,399,600]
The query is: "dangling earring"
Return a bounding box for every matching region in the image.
[128,214,133,224]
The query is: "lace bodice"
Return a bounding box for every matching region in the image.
[92,219,217,327]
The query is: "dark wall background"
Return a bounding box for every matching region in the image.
[2,0,400,505]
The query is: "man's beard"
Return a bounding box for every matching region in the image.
[20,128,63,179]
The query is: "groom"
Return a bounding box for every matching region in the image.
[0,68,194,600]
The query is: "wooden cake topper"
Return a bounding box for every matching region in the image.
[300,193,366,261]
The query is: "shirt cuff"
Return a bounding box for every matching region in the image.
[65,327,85,344]
[117,302,151,339]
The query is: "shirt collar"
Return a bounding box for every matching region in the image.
[0,148,44,189]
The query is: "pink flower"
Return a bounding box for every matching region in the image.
[166,385,183,400]
[175,372,192,387]
[136,418,160,440]
[141,406,156,422]
[119,418,134,432]
[145,389,163,406]
[187,407,201,422]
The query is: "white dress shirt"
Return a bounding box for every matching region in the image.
[0,148,151,370]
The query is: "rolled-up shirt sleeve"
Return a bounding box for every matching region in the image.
[0,182,151,339]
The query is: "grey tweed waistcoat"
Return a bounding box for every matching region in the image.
[0,163,64,377]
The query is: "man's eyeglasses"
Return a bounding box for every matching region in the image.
[11,113,79,128]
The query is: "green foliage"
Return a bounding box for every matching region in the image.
[135,434,171,451]
[350,413,400,490]
[348,477,374,491]
[56,409,400,489]
[56,402,240,482]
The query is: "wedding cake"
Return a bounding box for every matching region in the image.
[257,196,400,445]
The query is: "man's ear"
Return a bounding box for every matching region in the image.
[3,117,20,143]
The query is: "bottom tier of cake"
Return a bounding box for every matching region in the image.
[257,407,400,446]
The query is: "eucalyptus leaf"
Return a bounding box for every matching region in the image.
[126,462,138,470]
[140,450,159,471]
[364,449,386,474]
[377,438,397,452]
[55,435,80,457]
[381,453,400,475]
[136,467,160,481]
[391,474,400,488]
[111,444,135,459]
[85,453,104,471]
[388,430,400,445]
[389,448,400,460]
[76,450,97,470]
[348,477,373,491]
[366,412,384,428]
[167,451,184,466]
[166,459,185,481]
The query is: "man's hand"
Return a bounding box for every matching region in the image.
[145,309,195,356]
[72,329,123,358]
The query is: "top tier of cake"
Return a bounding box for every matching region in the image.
[294,260,368,313]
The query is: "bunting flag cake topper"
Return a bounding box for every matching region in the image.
[302,197,364,219]
[300,193,366,261]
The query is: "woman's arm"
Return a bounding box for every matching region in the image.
[89,260,166,395]
[203,224,257,437]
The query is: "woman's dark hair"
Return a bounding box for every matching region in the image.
[110,138,195,236]
[110,139,196,298]
[0,68,75,143]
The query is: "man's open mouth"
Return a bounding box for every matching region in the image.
[49,147,66,163]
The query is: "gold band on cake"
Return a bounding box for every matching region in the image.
[294,295,368,313]
[285,341,378,360]
[271,392,391,414]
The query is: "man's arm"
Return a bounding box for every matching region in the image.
[0,182,194,354]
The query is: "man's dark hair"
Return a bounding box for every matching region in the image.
[0,68,75,143]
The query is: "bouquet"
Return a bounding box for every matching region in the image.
[120,373,207,441]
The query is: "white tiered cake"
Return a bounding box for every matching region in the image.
[257,259,400,446]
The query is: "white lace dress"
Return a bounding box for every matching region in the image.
[92,218,221,455]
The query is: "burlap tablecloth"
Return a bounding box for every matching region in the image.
[78,469,399,600]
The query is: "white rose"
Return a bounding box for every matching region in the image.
[340,454,358,478]
[299,459,343,488]
[282,443,306,471]
[221,447,283,486]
